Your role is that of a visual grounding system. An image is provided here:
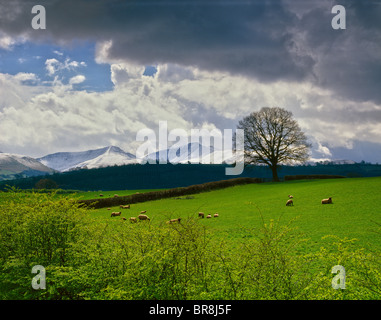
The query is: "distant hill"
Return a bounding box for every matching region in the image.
[37,146,136,172]
[1,145,380,189]
[307,159,357,165]
[143,142,226,164]
[37,143,235,172]
[0,152,54,181]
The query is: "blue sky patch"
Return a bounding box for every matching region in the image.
[0,41,114,92]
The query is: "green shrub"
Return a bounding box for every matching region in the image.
[81,218,215,300]
[34,178,59,190]
[210,217,312,299]
[0,189,90,299]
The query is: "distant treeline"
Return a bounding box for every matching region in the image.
[1,163,381,191]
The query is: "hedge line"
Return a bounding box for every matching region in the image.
[78,177,262,209]
[284,174,346,181]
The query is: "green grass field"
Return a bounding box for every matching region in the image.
[72,188,163,200]
[89,177,381,253]
[1,176,380,300]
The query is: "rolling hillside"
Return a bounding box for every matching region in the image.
[2,177,381,300]
[90,177,381,252]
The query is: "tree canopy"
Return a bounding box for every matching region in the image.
[237,107,311,181]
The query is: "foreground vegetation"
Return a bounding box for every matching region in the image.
[1,178,380,299]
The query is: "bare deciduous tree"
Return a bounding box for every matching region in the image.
[237,107,311,181]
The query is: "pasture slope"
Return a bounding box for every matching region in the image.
[1,176,380,300]
[90,177,381,252]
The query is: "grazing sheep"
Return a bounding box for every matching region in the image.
[140,210,147,214]
[111,211,122,217]
[107,208,111,210]
[206,214,212,218]
[138,214,150,221]
[129,217,137,223]
[120,205,130,209]
[114,194,119,197]
[214,213,219,218]
[198,212,205,218]
[99,194,104,197]
[121,217,127,221]
[321,197,333,204]
[168,218,181,224]
[288,195,293,199]
[286,199,293,206]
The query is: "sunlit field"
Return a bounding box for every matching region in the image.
[1,177,380,300]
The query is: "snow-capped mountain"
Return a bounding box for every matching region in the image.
[143,142,213,164]
[0,152,54,180]
[142,142,240,164]
[306,159,356,166]
[1,144,360,182]
[330,159,356,165]
[37,146,136,172]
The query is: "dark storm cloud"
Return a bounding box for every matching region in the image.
[102,0,316,83]
[297,0,381,104]
[1,0,380,103]
[0,0,314,82]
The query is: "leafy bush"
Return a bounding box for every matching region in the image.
[34,178,59,190]
[0,189,90,299]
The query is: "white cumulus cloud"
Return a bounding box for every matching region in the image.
[45,57,87,76]
[69,75,86,85]
[1,60,381,163]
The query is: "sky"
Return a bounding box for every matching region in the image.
[0,0,381,163]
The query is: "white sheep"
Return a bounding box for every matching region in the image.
[321,197,333,204]
[167,218,181,224]
[138,214,150,221]
[286,199,293,206]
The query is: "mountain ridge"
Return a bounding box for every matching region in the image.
[37,146,136,172]
[0,145,359,182]
[0,152,54,181]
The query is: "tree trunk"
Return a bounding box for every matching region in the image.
[270,165,280,182]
